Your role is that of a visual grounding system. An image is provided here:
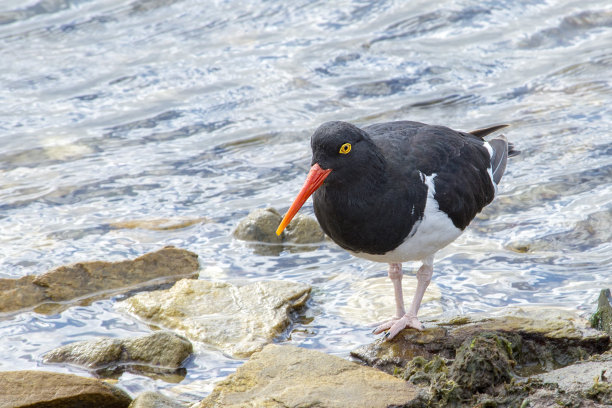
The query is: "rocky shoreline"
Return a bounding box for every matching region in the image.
[1,212,610,407]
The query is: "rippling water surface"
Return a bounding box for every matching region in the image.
[1,0,611,401]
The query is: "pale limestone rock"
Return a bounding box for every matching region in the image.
[118,279,311,357]
[195,344,419,408]
[129,391,186,408]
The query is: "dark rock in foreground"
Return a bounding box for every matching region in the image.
[0,246,199,314]
[352,314,611,407]
[43,331,193,380]
[0,370,131,408]
[352,315,609,376]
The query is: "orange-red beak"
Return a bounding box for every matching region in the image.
[276,163,332,235]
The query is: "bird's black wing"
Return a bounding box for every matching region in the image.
[367,122,497,230]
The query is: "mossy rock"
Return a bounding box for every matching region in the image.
[449,333,515,393]
[590,288,612,337]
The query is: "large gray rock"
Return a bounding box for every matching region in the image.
[195,344,419,408]
[0,370,131,408]
[117,279,311,357]
[531,351,611,403]
[43,331,192,379]
[0,246,199,314]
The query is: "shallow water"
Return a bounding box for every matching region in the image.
[0,0,611,402]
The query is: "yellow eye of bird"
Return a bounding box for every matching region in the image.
[339,143,352,154]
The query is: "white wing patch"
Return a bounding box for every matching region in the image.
[351,173,463,263]
[482,142,498,195]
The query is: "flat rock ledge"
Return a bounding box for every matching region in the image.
[117,279,311,358]
[351,314,611,407]
[43,331,193,380]
[0,370,132,408]
[196,344,419,408]
[233,208,324,255]
[0,246,199,314]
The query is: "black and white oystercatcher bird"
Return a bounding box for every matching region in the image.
[275,120,517,340]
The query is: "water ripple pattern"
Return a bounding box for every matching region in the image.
[0,0,611,402]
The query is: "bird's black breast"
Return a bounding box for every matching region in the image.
[313,170,427,255]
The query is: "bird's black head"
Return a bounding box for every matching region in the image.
[275,121,385,236]
[310,121,384,187]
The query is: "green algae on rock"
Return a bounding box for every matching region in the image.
[353,314,609,377]
[590,288,612,337]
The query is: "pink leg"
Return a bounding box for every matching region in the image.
[373,256,434,339]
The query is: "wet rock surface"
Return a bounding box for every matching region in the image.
[0,370,132,408]
[128,391,186,408]
[352,315,609,375]
[0,246,199,314]
[43,331,193,380]
[195,344,419,408]
[352,313,611,407]
[233,208,324,255]
[118,279,311,357]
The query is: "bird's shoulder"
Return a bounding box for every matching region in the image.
[364,121,488,176]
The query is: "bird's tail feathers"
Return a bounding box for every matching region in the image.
[488,136,509,185]
[469,124,509,139]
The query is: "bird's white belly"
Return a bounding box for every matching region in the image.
[350,173,463,263]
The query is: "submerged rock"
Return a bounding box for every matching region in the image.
[590,288,612,337]
[233,208,284,244]
[118,279,311,357]
[0,246,199,314]
[233,208,324,255]
[110,217,207,231]
[43,331,193,380]
[0,370,131,408]
[195,344,419,408]
[282,213,325,244]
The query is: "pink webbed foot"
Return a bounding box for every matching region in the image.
[372,313,424,340]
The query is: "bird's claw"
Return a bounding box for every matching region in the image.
[372,314,423,340]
